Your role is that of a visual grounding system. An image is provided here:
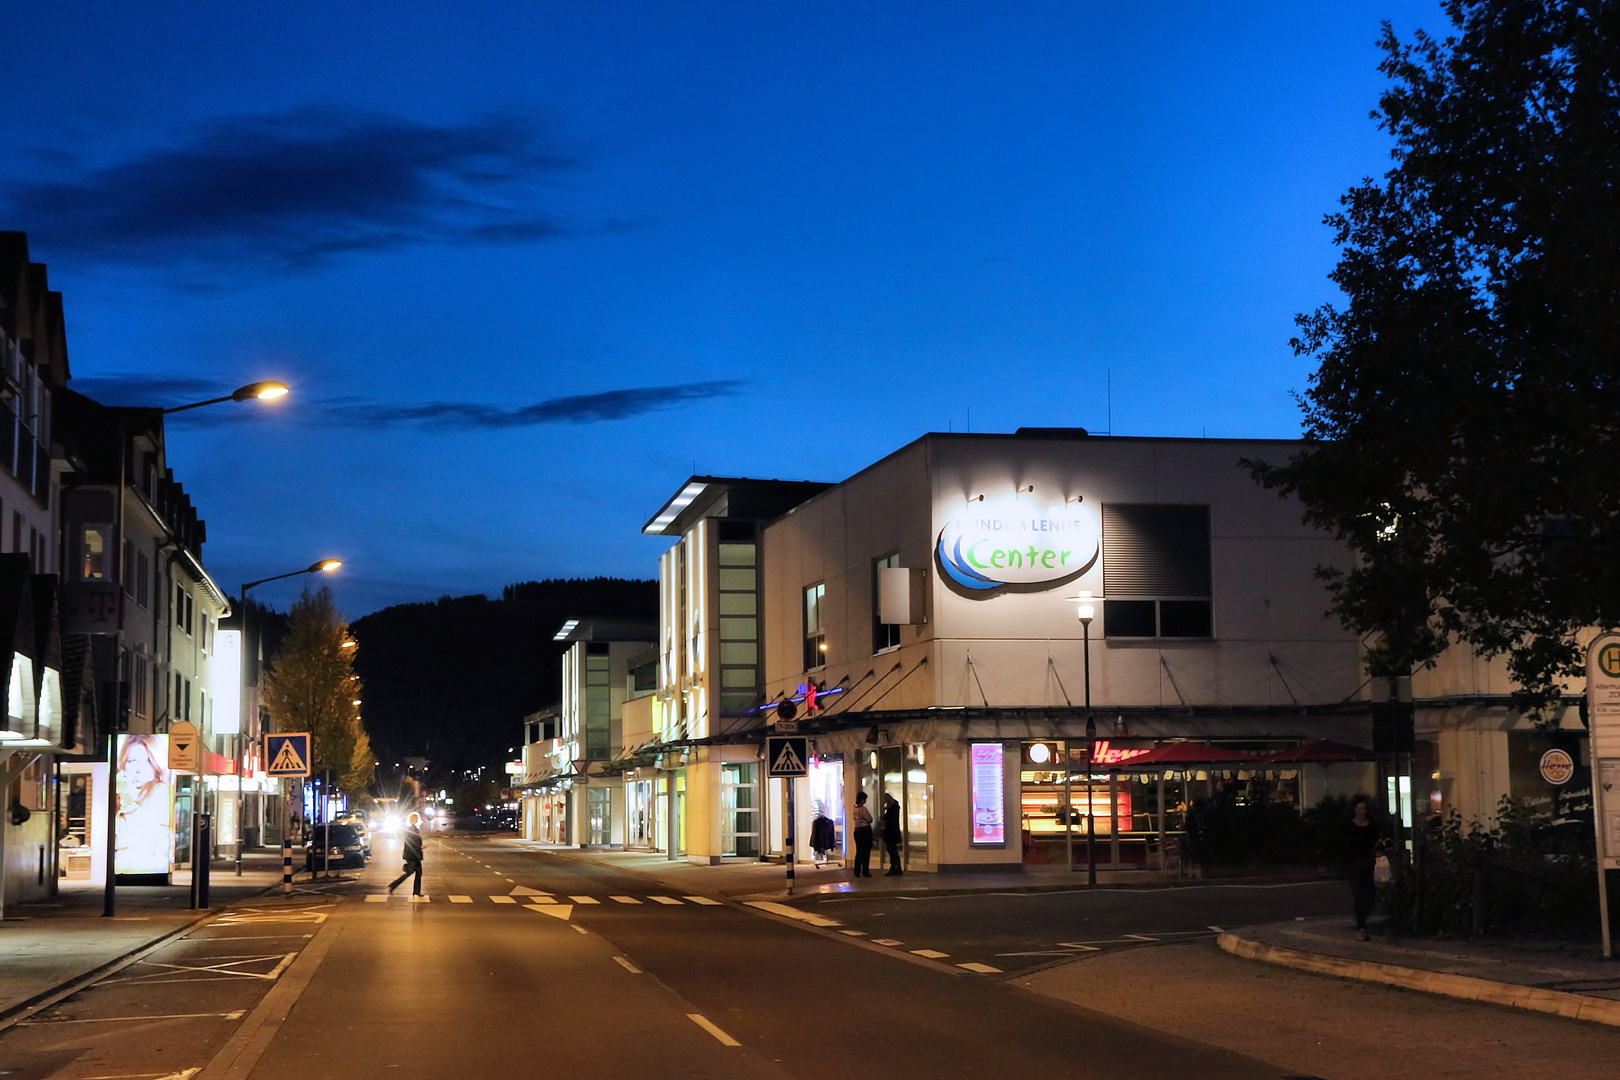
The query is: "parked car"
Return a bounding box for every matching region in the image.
[305,823,368,871]
[334,813,372,856]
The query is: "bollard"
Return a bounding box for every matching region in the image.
[195,814,212,909]
[282,834,293,895]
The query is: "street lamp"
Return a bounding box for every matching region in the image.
[104,382,291,918]
[1066,591,1101,887]
[237,557,343,881]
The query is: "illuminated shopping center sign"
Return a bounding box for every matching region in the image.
[936,494,1099,596]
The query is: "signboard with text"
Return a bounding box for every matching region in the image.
[970,743,1005,845]
[167,721,200,774]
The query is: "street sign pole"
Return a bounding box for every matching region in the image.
[1587,633,1620,959]
[767,735,810,896]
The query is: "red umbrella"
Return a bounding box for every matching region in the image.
[1091,739,1260,767]
[1259,739,1377,764]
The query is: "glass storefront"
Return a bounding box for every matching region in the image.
[808,754,845,860]
[721,762,760,856]
[1019,740,1202,868]
[859,744,928,870]
[626,777,657,850]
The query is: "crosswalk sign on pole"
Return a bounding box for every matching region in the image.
[266,732,312,777]
[767,735,809,778]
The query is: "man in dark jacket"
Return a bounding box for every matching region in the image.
[388,812,425,896]
[880,794,903,875]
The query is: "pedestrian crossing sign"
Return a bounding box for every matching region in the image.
[767,735,809,778]
[266,732,312,777]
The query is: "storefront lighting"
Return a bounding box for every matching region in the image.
[1028,742,1052,764]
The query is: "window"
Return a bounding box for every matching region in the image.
[584,645,611,759]
[135,552,150,609]
[82,527,107,580]
[1101,504,1213,638]
[803,582,826,670]
[716,525,761,713]
[872,553,901,653]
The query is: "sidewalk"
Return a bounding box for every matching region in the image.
[0,851,289,1024]
[1221,916,1620,1027]
[501,839,1319,901]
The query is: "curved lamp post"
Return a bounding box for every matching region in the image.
[106,382,291,917]
[237,558,341,880]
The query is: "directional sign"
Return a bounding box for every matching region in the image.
[266,732,312,778]
[168,720,200,774]
[767,735,809,778]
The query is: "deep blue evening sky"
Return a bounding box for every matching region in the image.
[3,2,1443,615]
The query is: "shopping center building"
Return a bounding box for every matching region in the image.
[555,428,1579,873]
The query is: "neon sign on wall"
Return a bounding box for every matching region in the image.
[936,495,1099,597]
[1089,740,1151,766]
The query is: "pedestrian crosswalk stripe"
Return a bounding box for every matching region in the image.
[490,895,517,904]
[409,895,430,903]
[839,929,866,936]
[448,895,473,903]
[648,896,682,905]
[957,962,1001,973]
[683,896,721,905]
[509,885,548,896]
[570,896,600,904]
[365,895,388,903]
[910,949,949,959]
[872,938,903,946]
[528,896,556,904]
[610,896,642,904]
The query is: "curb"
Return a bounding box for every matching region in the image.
[1217,932,1620,1029]
[525,843,1331,903]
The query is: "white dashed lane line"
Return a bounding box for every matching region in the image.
[688,1014,741,1047]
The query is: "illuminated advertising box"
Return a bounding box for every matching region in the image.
[115,733,174,877]
[970,743,1005,845]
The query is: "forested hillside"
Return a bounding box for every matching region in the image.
[350,578,657,775]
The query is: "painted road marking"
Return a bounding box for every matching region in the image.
[408,895,430,903]
[744,901,839,927]
[572,924,589,935]
[957,962,1002,974]
[688,1014,741,1047]
[612,956,641,973]
[683,896,722,905]
[1053,943,1102,951]
[648,896,682,905]
[610,896,643,904]
[364,895,388,903]
[16,1010,247,1025]
[1124,934,1157,941]
[839,929,867,936]
[448,895,473,903]
[570,896,601,904]
[872,939,903,947]
[509,886,548,896]
[490,896,517,904]
[911,949,950,959]
[528,904,573,920]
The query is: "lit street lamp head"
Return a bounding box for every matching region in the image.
[310,558,343,573]
[233,381,290,402]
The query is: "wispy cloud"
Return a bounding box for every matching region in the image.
[68,374,746,429]
[333,381,747,429]
[2,107,582,271]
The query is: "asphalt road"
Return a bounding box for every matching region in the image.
[0,833,1337,1080]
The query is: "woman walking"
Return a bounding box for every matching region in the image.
[389,811,425,897]
[1346,796,1380,940]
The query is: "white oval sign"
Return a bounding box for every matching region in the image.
[1539,748,1575,786]
[936,496,1099,596]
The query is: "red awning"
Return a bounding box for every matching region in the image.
[1259,739,1378,764]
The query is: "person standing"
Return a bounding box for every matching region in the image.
[389,811,425,896]
[850,792,874,878]
[881,793,903,876]
[1346,796,1380,941]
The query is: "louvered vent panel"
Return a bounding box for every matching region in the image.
[1102,504,1211,597]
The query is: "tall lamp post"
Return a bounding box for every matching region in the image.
[104,381,290,918]
[1067,591,1101,887]
[235,558,342,878]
